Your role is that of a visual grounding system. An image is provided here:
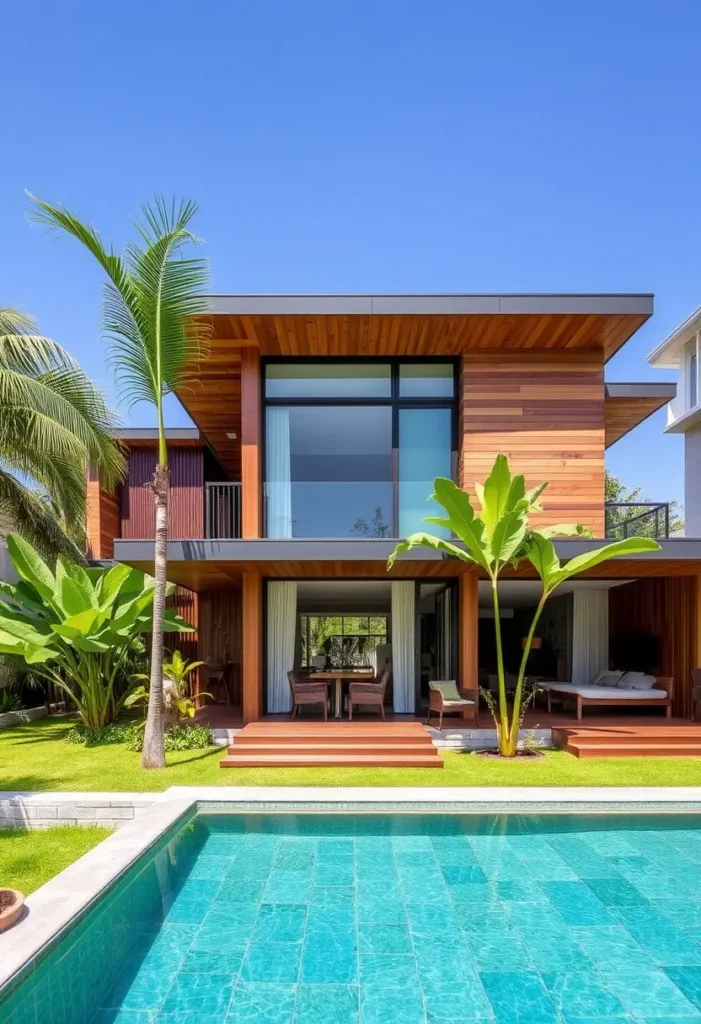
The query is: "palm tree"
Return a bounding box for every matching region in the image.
[0,307,123,562]
[29,196,211,768]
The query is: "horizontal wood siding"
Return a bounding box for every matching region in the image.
[459,350,606,534]
[86,464,120,559]
[121,448,204,539]
[609,576,700,717]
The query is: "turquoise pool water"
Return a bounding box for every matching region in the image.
[5,813,701,1023]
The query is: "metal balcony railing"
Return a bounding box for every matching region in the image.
[605,502,670,540]
[205,482,242,539]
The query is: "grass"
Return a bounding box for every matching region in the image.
[3,715,701,790]
[0,825,112,895]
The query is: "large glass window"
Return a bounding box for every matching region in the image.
[265,360,455,538]
[266,363,391,398]
[266,405,392,538]
[300,614,388,670]
[399,408,453,537]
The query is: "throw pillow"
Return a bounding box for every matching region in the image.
[627,674,657,690]
[593,670,623,687]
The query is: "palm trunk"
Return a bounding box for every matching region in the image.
[142,462,169,769]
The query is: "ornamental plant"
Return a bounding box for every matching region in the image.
[0,534,193,729]
[388,455,660,757]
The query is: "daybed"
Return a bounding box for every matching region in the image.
[539,675,674,720]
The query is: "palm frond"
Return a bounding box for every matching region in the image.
[0,469,86,565]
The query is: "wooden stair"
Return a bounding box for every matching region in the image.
[552,724,701,758]
[219,721,443,768]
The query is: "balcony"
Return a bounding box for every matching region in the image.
[205,482,242,539]
[605,502,670,540]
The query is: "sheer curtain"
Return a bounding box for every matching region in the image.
[391,581,415,713]
[571,590,609,685]
[266,407,292,538]
[267,581,297,712]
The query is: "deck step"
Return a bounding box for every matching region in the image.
[220,721,442,768]
[220,752,443,768]
[564,742,701,759]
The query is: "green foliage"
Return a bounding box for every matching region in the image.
[0,688,22,714]
[388,455,661,757]
[129,650,208,722]
[0,534,193,728]
[65,721,134,746]
[127,722,212,752]
[0,307,124,562]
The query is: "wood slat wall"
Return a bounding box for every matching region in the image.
[459,350,606,534]
[120,448,205,539]
[86,464,120,559]
[609,576,700,717]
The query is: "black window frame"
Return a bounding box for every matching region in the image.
[262,357,459,539]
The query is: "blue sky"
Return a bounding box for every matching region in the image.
[3,0,700,505]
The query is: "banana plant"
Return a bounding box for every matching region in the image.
[0,533,193,729]
[388,455,661,756]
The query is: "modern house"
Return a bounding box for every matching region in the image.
[86,294,701,731]
[648,305,701,537]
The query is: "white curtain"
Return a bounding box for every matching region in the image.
[391,582,415,713]
[266,407,292,538]
[267,581,297,712]
[571,590,609,685]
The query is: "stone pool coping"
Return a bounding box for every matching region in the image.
[2,783,701,993]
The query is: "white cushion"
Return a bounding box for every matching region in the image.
[593,670,623,687]
[617,672,657,691]
[544,683,667,700]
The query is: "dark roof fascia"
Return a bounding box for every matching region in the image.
[605,382,676,399]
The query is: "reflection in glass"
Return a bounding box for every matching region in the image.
[266,405,392,537]
[266,363,391,399]
[399,363,454,398]
[398,408,452,537]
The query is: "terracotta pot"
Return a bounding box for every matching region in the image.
[0,890,24,931]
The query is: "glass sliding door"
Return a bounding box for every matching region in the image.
[398,407,452,537]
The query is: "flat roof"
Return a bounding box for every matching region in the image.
[116,428,202,443]
[648,304,701,367]
[206,292,654,317]
[605,382,676,400]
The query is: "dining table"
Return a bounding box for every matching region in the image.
[307,670,375,719]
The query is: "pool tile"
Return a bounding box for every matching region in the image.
[653,900,701,931]
[356,895,406,923]
[187,854,232,880]
[153,1015,223,1024]
[360,955,425,1024]
[598,965,701,1018]
[540,881,616,925]
[422,976,493,1020]
[584,877,648,907]
[495,880,547,903]
[307,904,355,932]
[449,883,495,905]
[217,880,265,904]
[240,942,301,983]
[406,904,462,941]
[480,970,557,1023]
[442,865,488,886]
[464,932,532,972]
[309,885,355,907]
[225,982,296,1024]
[295,984,359,1024]
[570,924,654,968]
[514,928,593,973]
[664,968,701,1009]
[180,949,244,974]
[301,933,357,983]
[617,907,701,965]
[161,973,235,1015]
[253,905,307,943]
[540,972,624,1017]
[313,862,354,886]
[358,921,412,954]
[104,967,176,1012]
[94,1013,157,1023]
[262,871,311,905]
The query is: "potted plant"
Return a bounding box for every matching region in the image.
[0,889,24,931]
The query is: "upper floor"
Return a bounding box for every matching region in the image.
[87,293,676,557]
[648,304,701,433]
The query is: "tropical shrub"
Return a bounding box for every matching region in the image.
[388,455,660,757]
[130,650,207,729]
[127,723,212,752]
[65,721,135,746]
[0,534,193,728]
[0,687,22,714]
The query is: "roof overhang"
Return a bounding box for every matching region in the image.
[604,382,676,447]
[112,537,701,591]
[115,428,203,447]
[648,304,701,367]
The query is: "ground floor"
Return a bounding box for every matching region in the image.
[169,567,701,725]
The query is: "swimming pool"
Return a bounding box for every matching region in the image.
[5,810,701,1023]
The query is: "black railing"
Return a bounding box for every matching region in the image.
[205,482,242,539]
[605,502,670,540]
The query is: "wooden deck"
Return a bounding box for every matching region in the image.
[219,721,443,768]
[552,723,701,758]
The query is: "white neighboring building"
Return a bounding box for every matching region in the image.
[648,306,701,537]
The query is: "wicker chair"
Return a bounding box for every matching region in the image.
[348,670,390,721]
[426,680,478,729]
[287,671,329,720]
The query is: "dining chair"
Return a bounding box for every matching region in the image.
[348,670,390,720]
[287,670,329,720]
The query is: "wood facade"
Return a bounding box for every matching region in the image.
[86,464,120,559]
[120,448,205,539]
[609,576,701,718]
[459,350,606,534]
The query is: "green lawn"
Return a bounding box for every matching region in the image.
[0,825,112,894]
[2,715,701,789]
